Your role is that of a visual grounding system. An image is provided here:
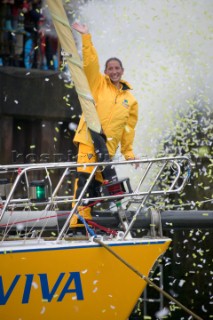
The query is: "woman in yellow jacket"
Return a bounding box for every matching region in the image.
[70,22,138,227]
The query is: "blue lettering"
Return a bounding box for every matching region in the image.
[58,272,84,301]
[0,275,20,305]
[39,273,65,302]
[22,274,33,304]
[0,272,84,305]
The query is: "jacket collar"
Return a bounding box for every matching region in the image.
[120,80,132,90]
[105,75,133,90]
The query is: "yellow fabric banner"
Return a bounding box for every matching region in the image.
[46,0,101,134]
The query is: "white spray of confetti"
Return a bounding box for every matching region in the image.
[68,122,78,131]
[32,282,38,289]
[73,0,213,158]
[155,307,170,318]
[16,223,24,231]
[81,269,88,274]
[40,306,46,314]
[178,279,186,287]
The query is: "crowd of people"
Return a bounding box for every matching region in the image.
[0,0,59,69]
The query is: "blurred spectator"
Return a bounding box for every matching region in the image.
[0,0,59,70]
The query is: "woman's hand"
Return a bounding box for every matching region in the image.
[72,22,89,34]
[127,157,140,169]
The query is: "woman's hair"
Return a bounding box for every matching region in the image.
[105,57,123,70]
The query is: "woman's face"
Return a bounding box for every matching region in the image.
[105,60,124,85]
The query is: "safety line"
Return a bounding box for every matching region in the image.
[94,238,203,320]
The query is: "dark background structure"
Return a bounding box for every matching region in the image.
[0,67,80,164]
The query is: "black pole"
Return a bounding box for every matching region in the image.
[91,210,213,229]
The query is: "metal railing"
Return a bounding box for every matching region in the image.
[0,156,191,239]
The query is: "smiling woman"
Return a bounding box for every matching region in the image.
[104,57,124,89]
[69,22,139,226]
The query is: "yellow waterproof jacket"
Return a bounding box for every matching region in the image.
[73,34,138,160]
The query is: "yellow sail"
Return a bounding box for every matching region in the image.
[46,0,101,134]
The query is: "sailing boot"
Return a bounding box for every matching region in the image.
[70,206,92,228]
